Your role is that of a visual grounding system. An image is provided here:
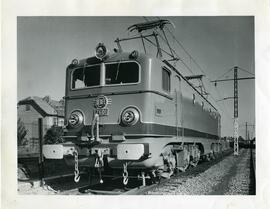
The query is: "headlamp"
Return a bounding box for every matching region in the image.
[121,107,140,126]
[71,59,79,65]
[95,43,108,60]
[68,110,84,128]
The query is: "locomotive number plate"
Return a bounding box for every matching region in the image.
[95,108,109,116]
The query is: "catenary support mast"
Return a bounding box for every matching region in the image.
[211,66,255,156]
[233,66,239,155]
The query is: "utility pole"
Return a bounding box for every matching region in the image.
[211,66,255,156]
[241,122,255,140]
[38,118,45,186]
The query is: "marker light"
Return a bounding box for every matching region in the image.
[71,59,79,65]
[129,50,139,59]
[121,107,140,126]
[68,110,84,128]
[95,43,108,60]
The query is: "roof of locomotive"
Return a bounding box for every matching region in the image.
[68,51,152,68]
[67,51,219,114]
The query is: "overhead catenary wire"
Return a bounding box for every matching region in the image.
[215,67,234,80]
[147,16,213,84]
[159,19,206,74]
[142,17,195,76]
[156,18,216,85]
[142,16,237,120]
[153,17,229,106]
[238,67,255,76]
[214,87,234,120]
[213,66,255,82]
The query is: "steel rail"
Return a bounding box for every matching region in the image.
[58,149,233,195]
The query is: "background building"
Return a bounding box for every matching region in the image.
[17,96,64,156]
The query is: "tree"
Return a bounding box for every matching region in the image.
[44,125,64,144]
[17,118,28,145]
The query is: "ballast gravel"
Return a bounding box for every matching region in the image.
[224,150,252,195]
[147,149,252,195]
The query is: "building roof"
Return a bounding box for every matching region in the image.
[18,96,64,117]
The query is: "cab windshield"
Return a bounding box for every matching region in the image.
[105,62,139,85]
[71,61,139,89]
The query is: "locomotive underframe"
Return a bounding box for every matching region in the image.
[43,135,224,170]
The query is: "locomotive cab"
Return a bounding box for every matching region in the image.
[43,45,176,171]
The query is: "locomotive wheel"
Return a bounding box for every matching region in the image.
[149,170,161,184]
[177,146,190,172]
[205,154,211,161]
[190,157,199,167]
[210,151,215,160]
[190,145,200,167]
[178,158,189,172]
[159,148,176,179]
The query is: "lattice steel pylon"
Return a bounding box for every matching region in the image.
[234,118,239,155]
[233,66,239,155]
[211,66,255,156]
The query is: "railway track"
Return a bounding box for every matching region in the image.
[20,148,256,195]
[57,149,234,195]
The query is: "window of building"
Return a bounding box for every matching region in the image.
[105,62,139,85]
[162,67,171,92]
[25,104,30,111]
[53,117,58,126]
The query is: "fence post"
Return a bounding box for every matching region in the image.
[38,118,45,186]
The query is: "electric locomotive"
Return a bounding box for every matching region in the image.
[43,19,229,184]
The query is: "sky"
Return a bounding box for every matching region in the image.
[17,16,255,137]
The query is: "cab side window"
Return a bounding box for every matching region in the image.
[162,67,171,92]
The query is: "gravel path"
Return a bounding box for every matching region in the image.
[146,149,254,195]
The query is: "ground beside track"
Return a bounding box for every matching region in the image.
[146,148,255,195]
[18,175,91,194]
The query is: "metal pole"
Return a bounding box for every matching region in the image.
[115,38,123,52]
[139,32,147,54]
[153,32,162,58]
[246,122,248,140]
[38,118,45,186]
[234,66,239,156]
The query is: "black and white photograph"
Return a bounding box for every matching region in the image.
[2,1,270,209]
[17,16,255,195]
